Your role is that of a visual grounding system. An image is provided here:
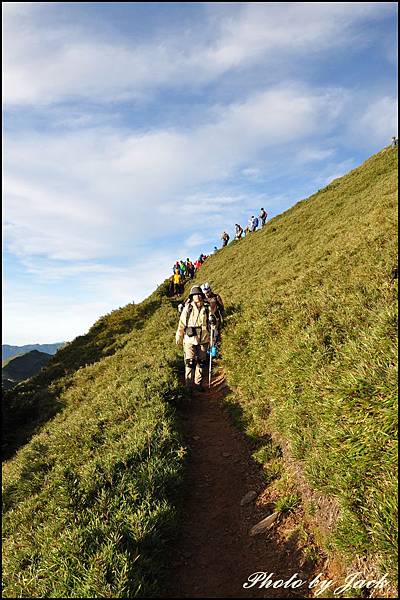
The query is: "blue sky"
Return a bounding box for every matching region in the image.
[3,2,398,344]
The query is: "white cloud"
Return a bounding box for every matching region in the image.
[4,83,346,262]
[295,147,336,164]
[348,96,398,148]
[2,250,177,345]
[3,2,395,107]
[184,233,209,248]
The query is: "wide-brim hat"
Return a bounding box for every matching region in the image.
[189,285,204,297]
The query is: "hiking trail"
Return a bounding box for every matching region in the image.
[166,369,327,598]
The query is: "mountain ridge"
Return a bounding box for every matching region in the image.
[2,342,66,363]
[2,350,53,389]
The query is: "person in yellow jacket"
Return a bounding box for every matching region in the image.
[173,271,182,295]
[175,285,211,392]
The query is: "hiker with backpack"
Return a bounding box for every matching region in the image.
[200,282,224,344]
[175,285,213,393]
[173,270,183,295]
[179,260,187,279]
[259,208,267,227]
[235,224,243,240]
[221,231,230,247]
[252,215,259,231]
[188,259,195,279]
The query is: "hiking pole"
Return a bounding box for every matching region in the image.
[209,324,214,388]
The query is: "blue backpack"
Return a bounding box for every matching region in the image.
[253,217,259,228]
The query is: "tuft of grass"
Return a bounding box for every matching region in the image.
[275,494,301,514]
[252,441,283,464]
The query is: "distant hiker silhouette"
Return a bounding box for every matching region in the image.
[176,285,211,393]
[221,231,230,247]
[235,224,243,239]
[247,216,255,232]
[259,208,267,227]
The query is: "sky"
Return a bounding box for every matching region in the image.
[2,2,398,345]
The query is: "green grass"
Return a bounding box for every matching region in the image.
[275,494,301,514]
[196,146,398,581]
[2,289,187,598]
[2,146,397,596]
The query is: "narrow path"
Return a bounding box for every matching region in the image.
[166,370,324,598]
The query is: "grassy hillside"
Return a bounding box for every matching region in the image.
[2,145,397,597]
[197,146,398,580]
[2,350,53,386]
[3,286,186,598]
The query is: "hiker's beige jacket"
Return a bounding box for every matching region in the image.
[176,302,210,346]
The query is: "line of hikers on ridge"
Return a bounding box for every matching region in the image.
[220,207,268,248]
[168,254,210,296]
[170,209,268,392]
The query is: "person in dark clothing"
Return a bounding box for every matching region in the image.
[235,224,243,239]
[221,231,230,247]
[259,208,268,227]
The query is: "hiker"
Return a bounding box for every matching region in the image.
[168,276,175,297]
[175,285,212,392]
[247,216,254,232]
[201,282,224,344]
[392,136,398,148]
[259,208,267,227]
[253,215,259,231]
[244,224,250,236]
[173,270,182,295]
[221,231,230,247]
[186,259,194,279]
[173,261,180,274]
[179,260,187,279]
[235,223,243,240]
[213,246,218,253]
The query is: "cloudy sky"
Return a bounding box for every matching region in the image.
[3,2,398,345]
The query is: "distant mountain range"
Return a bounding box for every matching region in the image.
[2,343,65,363]
[2,350,54,390]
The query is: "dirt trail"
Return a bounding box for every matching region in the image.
[166,370,324,598]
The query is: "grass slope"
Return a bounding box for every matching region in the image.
[196,146,398,580]
[2,146,397,597]
[3,288,186,598]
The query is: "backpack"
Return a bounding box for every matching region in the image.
[253,217,259,228]
[183,300,211,332]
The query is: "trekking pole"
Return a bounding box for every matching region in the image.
[209,325,214,388]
